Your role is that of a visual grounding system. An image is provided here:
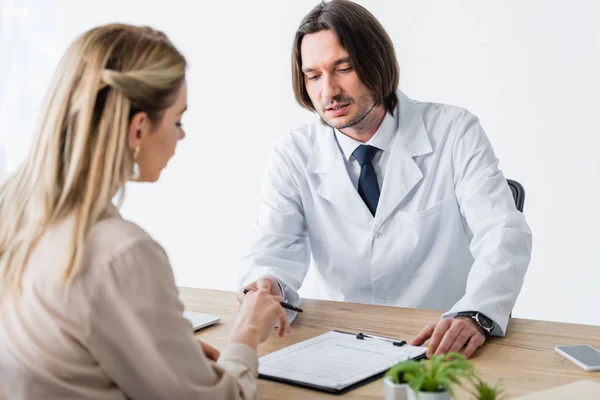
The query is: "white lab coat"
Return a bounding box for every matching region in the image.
[239,90,532,335]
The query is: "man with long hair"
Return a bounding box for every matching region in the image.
[239,0,531,359]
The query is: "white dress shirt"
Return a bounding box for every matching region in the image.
[334,111,398,191]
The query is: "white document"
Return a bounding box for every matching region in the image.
[259,330,426,392]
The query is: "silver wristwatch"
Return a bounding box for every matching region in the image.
[455,311,494,335]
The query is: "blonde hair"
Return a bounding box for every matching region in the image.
[0,24,186,296]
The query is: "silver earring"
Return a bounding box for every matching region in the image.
[132,162,140,180]
[131,145,141,180]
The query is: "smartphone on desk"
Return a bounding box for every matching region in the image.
[555,344,600,371]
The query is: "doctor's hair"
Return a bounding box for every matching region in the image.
[0,23,186,297]
[292,0,399,114]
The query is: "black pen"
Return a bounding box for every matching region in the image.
[242,288,303,313]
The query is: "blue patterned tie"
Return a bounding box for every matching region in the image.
[352,145,380,216]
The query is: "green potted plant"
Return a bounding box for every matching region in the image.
[383,358,420,400]
[467,376,506,400]
[384,350,475,400]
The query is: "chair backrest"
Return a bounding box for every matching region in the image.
[507,179,525,212]
[507,179,525,318]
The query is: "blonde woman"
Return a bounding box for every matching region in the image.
[0,24,291,399]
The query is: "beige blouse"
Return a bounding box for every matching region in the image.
[0,209,257,399]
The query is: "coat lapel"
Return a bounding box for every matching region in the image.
[373,91,433,231]
[306,90,433,227]
[307,122,373,223]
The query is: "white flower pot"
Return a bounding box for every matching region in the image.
[383,376,410,400]
[407,389,451,400]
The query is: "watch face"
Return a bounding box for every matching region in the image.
[476,313,494,329]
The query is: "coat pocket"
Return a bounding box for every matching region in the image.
[395,197,458,277]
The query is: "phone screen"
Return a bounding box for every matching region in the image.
[558,345,600,366]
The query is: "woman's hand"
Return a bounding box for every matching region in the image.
[198,339,220,361]
[231,289,292,350]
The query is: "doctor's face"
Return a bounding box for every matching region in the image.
[300,30,376,130]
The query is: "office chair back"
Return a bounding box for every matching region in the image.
[507,179,525,212]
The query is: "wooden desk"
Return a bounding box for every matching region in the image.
[180,288,600,399]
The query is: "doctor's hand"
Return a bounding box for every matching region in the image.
[411,317,486,359]
[236,276,283,305]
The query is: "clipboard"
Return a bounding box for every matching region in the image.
[258,330,427,395]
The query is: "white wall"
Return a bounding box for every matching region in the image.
[1,0,599,326]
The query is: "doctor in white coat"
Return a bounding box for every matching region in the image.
[238,0,532,358]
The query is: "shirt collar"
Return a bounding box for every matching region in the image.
[334,111,398,162]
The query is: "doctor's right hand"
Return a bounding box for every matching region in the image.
[230,289,292,350]
[236,276,283,304]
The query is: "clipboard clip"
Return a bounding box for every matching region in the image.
[356,332,406,347]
